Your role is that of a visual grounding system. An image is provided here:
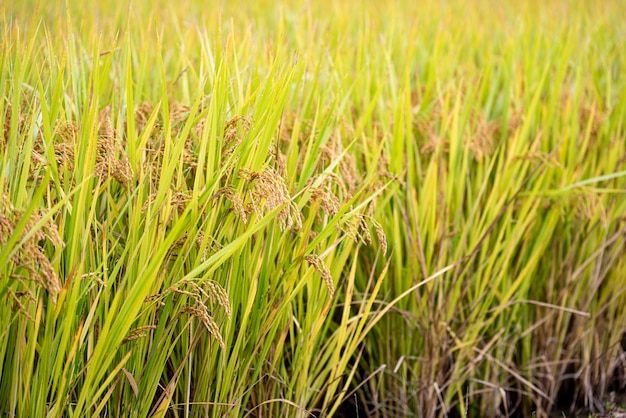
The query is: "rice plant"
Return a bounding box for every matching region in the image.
[1,0,625,417]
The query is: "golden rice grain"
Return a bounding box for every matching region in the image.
[240,167,302,231]
[0,197,63,304]
[182,306,225,349]
[122,325,157,344]
[305,254,335,299]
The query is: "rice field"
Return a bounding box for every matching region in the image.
[1,0,626,417]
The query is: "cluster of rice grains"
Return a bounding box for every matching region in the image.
[0,196,63,311]
[0,103,134,312]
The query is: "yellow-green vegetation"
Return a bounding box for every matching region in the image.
[2,0,626,417]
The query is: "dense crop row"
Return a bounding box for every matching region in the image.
[2,1,626,416]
